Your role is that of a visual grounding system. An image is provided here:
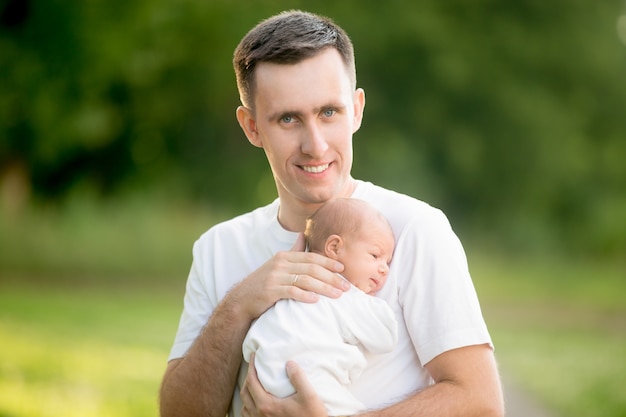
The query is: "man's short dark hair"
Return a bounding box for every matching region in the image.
[233,10,356,110]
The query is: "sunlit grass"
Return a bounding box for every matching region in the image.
[0,285,183,417]
[0,324,164,417]
[1,199,624,417]
[470,250,626,417]
[494,325,626,417]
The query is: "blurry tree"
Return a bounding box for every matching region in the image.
[0,0,264,207]
[1,0,625,257]
[343,0,626,256]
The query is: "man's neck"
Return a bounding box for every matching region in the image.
[276,179,358,232]
[276,203,320,232]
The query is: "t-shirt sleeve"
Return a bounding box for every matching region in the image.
[167,237,218,361]
[395,208,492,365]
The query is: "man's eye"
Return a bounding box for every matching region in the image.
[323,109,336,118]
[281,115,294,123]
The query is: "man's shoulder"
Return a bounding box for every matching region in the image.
[196,199,279,244]
[355,181,444,222]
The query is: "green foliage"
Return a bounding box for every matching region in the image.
[0,191,224,281]
[348,0,626,257]
[1,0,625,256]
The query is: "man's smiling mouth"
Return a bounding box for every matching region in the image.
[302,163,330,173]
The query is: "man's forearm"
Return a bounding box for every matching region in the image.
[160,291,251,417]
[359,345,504,417]
[358,379,502,417]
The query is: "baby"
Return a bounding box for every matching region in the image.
[242,198,398,416]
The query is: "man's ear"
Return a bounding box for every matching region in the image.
[352,88,366,134]
[324,234,343,259]
[236,106,262,148]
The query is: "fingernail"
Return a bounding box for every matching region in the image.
[331,288,343,297]
[335,262,344,271]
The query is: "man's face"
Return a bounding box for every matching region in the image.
[240,48,365,224]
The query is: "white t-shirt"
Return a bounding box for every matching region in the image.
[242,277,398,416]
[169,180,492,416]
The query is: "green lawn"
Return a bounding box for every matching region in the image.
[470,253,626,417]
[1,200,624,417]
[0,284,183,417]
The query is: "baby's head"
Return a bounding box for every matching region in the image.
[304,198,395,294]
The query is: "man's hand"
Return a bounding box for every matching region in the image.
[234,233,349,322]
[241,354,328,417]
[161,234,348,417]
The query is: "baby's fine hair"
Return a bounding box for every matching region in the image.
[304,198,391,253]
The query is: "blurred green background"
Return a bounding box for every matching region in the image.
[1,1,625,416]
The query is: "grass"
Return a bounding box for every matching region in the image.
[469,251,626,417]
[0,195,198,417]
[1,197,625,417]
[0,284,184,417]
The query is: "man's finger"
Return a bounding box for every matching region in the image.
[285,360,327,415]
[285,360,314,396]
[246,354,269,409]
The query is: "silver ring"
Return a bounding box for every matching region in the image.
[292,274,299,286]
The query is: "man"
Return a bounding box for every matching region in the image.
[160,10,504,417]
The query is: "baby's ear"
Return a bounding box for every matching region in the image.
[324,234,343,259]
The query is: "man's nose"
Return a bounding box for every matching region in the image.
[301,122,329,157]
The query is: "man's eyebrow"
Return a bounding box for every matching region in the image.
[320,101,346,111]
